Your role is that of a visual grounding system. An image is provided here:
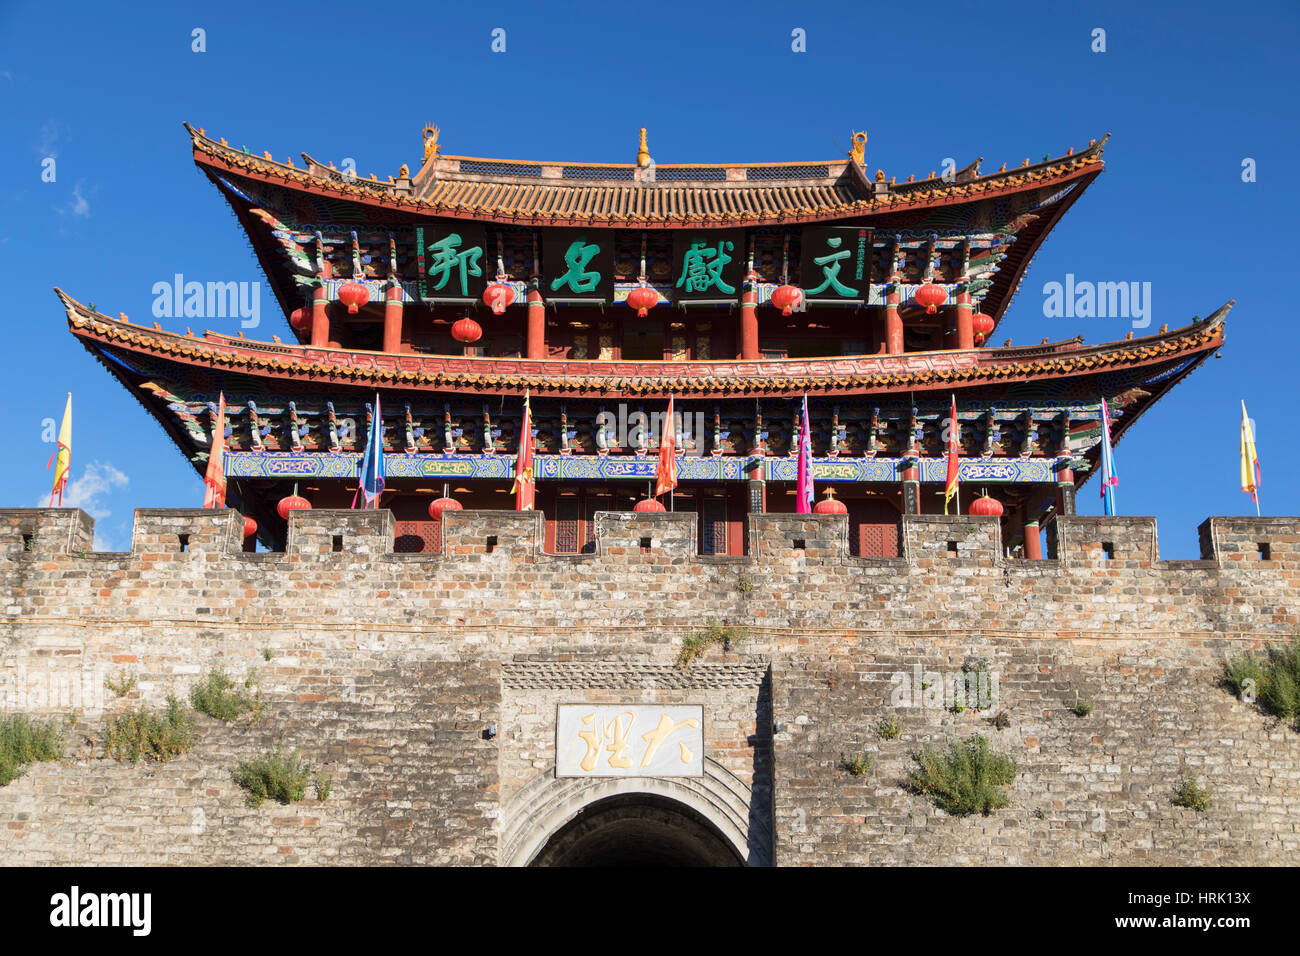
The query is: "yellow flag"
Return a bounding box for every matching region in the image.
[48,393,71,506]
[1240,400,1259,507]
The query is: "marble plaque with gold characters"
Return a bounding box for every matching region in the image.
[556,705,704,778]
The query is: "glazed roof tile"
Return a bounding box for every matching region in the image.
[187,124,1107,228]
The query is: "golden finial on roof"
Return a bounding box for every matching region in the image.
[874,169,885,182]
[636,127,652,168]
[1159,324,1168,333]
[263,151,272,160]
[1021,158,1030,167]
[423,124,441,161]
[889,176,896,185]
[999,162,1007,172]
[398,163,410,179]
[119,312,129,323]
[849,131,867,165]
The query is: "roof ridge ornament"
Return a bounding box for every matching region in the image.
[423,123,441,162]
[636,127,652,168]
[849,131,867,166]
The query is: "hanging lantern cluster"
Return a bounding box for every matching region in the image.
[289,307,311,332]
[337,282,370,314]
[633,497,666,513]
[626,285,659,318]
[913,282,946,314]
[277,494,312,520]
[428,496,463,520]
[451,317,483,344]
[770,284,802,316]
[483,282,515,315]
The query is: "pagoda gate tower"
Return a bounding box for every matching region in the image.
[59,125,1226,557]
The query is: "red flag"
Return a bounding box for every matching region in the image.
[203,393,227,508]
[943,394,959,513]
[655,394,678,498]
[512,391,535,510]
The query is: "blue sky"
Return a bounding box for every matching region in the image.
[1,0,1295,555]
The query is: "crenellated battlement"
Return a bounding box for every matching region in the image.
[2,507,1297,570]
[2,504,1299,868]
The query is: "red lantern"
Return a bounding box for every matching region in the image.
[242,516,258,538]
[337,282,370,314]
[277,495,311,520]
[914,283,946,314]
[428,497,463,521]
[451,317,483,344]
[813,490,848,514]
[626,286,659,318]
[969,495,1004,517]
[289,307,311,332]
[633,498,666,512]
[972,312,995,337]
[770,285,802,316]
[483,283,515,315]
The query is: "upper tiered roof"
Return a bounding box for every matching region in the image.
[187,123,1107,229]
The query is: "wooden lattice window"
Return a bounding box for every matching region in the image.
[849,501,901,558]
[555,496,582,554]
[395,519,441,554]
[700,497,727,555]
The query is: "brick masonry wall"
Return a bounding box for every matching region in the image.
[0,507,1297,865]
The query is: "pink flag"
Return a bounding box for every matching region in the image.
[796,394,814,514]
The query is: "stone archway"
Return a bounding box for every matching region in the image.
[529,793,743,867]
[500,758,771,867]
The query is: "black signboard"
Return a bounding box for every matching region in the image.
[671,229,746,300]
[800,226,872,301]
[415,222,488,299]
[543,229,615,300]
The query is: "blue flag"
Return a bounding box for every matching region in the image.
[1099,397,1118,516]
[353,393,386,509]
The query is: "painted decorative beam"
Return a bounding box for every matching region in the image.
[225,452,1063,484]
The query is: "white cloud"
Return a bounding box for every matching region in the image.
[68,180,89,218]
[37,118,61,158]
[41,461,129,549]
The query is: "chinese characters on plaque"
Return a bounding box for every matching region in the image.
[411,223,874,305]
[556,704,704,777]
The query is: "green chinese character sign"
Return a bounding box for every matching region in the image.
[672,229,744,300]
[544,230,614,299]
[414,223,488,298]
[800,227,872,300]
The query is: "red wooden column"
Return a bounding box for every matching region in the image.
[526,285,546,360]
[1055,465,1077,516]
[955,285,974,350]
[310,285,329,348]
[382,283,403,353]
[740,279,759,361]
[885,271,904,354]
[1023,519,1043,559]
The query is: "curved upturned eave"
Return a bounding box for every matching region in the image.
[57,287,1228,402]
[188,129,1105,231]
